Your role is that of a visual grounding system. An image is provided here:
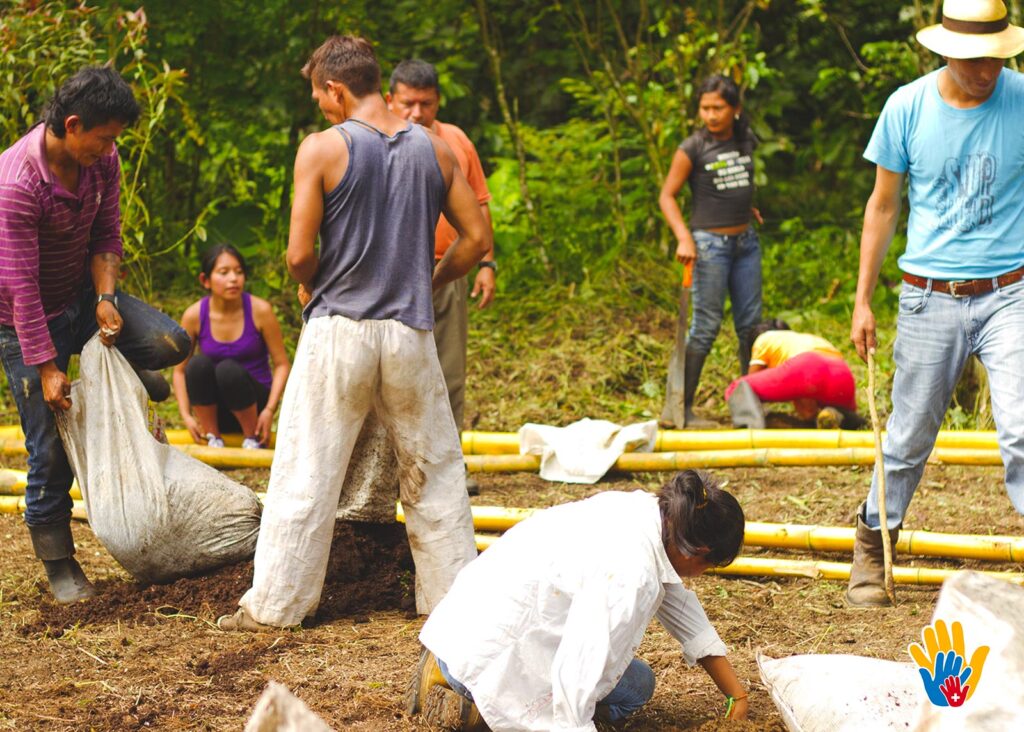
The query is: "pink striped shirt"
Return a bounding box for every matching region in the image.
[0,124,123,365]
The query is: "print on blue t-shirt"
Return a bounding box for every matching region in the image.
[864,67,1024,279]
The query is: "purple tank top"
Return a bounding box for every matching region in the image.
[197,293,273,388]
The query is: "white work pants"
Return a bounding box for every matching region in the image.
[239,315,476,626]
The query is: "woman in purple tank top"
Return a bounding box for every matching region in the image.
[171,245,291,449]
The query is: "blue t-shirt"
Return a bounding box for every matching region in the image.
[864,67,1024,279]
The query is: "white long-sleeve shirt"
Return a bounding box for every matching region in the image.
[419,490,728,732]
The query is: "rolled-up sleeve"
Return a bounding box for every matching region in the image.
[88,151,124,257]
[0,184,56,365]
[656,583,728,665]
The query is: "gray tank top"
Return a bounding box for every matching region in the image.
[305,119,444,330]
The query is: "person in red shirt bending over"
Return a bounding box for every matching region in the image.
[387,59,496,495]
[0,67,190,603]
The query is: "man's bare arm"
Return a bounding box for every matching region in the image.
[851,166,904,361]
[287,134,333,290]
[430,140,488,289]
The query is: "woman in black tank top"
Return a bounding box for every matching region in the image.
[658,74,763,429]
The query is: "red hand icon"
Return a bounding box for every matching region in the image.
[940,675,969,707]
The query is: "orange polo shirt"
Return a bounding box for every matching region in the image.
[433,120,491,259]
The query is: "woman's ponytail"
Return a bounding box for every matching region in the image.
[658,470,745,566]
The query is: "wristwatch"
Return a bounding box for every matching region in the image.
[96,293,118,309]
[479,260,497,274]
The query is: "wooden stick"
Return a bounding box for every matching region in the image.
[867,350,897,605]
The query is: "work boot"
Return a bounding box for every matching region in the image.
[737,329,755,376]
[816,406,843,430]
[134,368,171,402]
[846,503,901,608]
[422,686,490,731]
[727,380,765,429]
[682,350,718,429]
[28,522,96,603]
[216,607,278,633]
[405,648,448,715]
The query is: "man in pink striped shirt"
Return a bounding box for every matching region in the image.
[0,66,190,603]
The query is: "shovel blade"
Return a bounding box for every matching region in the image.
[660,283,689,428]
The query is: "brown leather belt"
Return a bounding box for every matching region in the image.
[902,267,1024,298]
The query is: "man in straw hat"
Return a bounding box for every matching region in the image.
[848,0,1024,607]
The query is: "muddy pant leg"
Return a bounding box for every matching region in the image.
[866,285,970,529]
[240,316,377,626]
[377,321,476,614]
[973,281,1024,514]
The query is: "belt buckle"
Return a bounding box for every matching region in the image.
[948,280,970,298]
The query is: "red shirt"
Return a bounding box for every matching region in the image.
[0,124,123,365]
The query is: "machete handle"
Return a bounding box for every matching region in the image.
[682,262,693,288]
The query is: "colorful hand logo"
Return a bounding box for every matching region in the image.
[908,619,989,707]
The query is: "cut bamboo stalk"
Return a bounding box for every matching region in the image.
[867,351,897,604]
[707,556,1024,586]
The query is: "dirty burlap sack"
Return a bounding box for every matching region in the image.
[56,336,262,584]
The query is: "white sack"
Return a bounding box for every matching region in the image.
[757,652,921,731]
[518,418,657,483]
[913,571,1024,732]
[243,681,334,732]
[56,336,261,584]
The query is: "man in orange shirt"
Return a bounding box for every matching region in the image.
[388,59,496,494]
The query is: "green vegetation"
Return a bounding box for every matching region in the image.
[0,0,1005,430]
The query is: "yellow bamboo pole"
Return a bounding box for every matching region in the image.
[707,556,1024,586]
[460,429,1001,455]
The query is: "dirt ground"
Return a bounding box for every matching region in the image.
[1,460,1021,731]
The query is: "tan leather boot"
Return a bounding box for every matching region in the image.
[845,503,900,607]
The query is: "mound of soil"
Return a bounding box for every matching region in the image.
[20,521,414,636]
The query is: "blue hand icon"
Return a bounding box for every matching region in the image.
[917,651,971,707]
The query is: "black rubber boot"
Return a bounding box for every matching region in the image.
[28,522,96,603]
[846,502,901,608]
[727,380,766,429]
[737,330,755,376]
[683,349,718,429]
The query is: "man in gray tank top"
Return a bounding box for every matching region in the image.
[219,35,489,632]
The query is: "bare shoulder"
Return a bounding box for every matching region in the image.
[181,301,202,332]
[296,127,347,167]
[249,294,276,319]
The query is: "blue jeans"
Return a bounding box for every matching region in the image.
[866,278,1024,529]
[438,657,656,723]
[0,287,189,527]
[688,228,762,356]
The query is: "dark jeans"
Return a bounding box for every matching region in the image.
[437,656,655,723]
[184,353,270,434]
[0,287,190,527]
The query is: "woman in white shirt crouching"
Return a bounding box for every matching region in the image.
[408,469,749,731]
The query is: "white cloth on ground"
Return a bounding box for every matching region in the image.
[56,336,261,584]
[420,490,727,732]
[239,315,477,627]
[518,418,658,484]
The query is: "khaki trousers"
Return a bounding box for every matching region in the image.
[432,276,468,430]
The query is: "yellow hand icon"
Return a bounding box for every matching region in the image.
[964,644,988,701]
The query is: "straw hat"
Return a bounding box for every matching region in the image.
[917,0,1024,59]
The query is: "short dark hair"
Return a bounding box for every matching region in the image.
[658,470,745,567]
[750,318,791,343]
[301,36,381,97]
[200,244,247,278]
[44,66,139,138]
[389,59,439,94]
